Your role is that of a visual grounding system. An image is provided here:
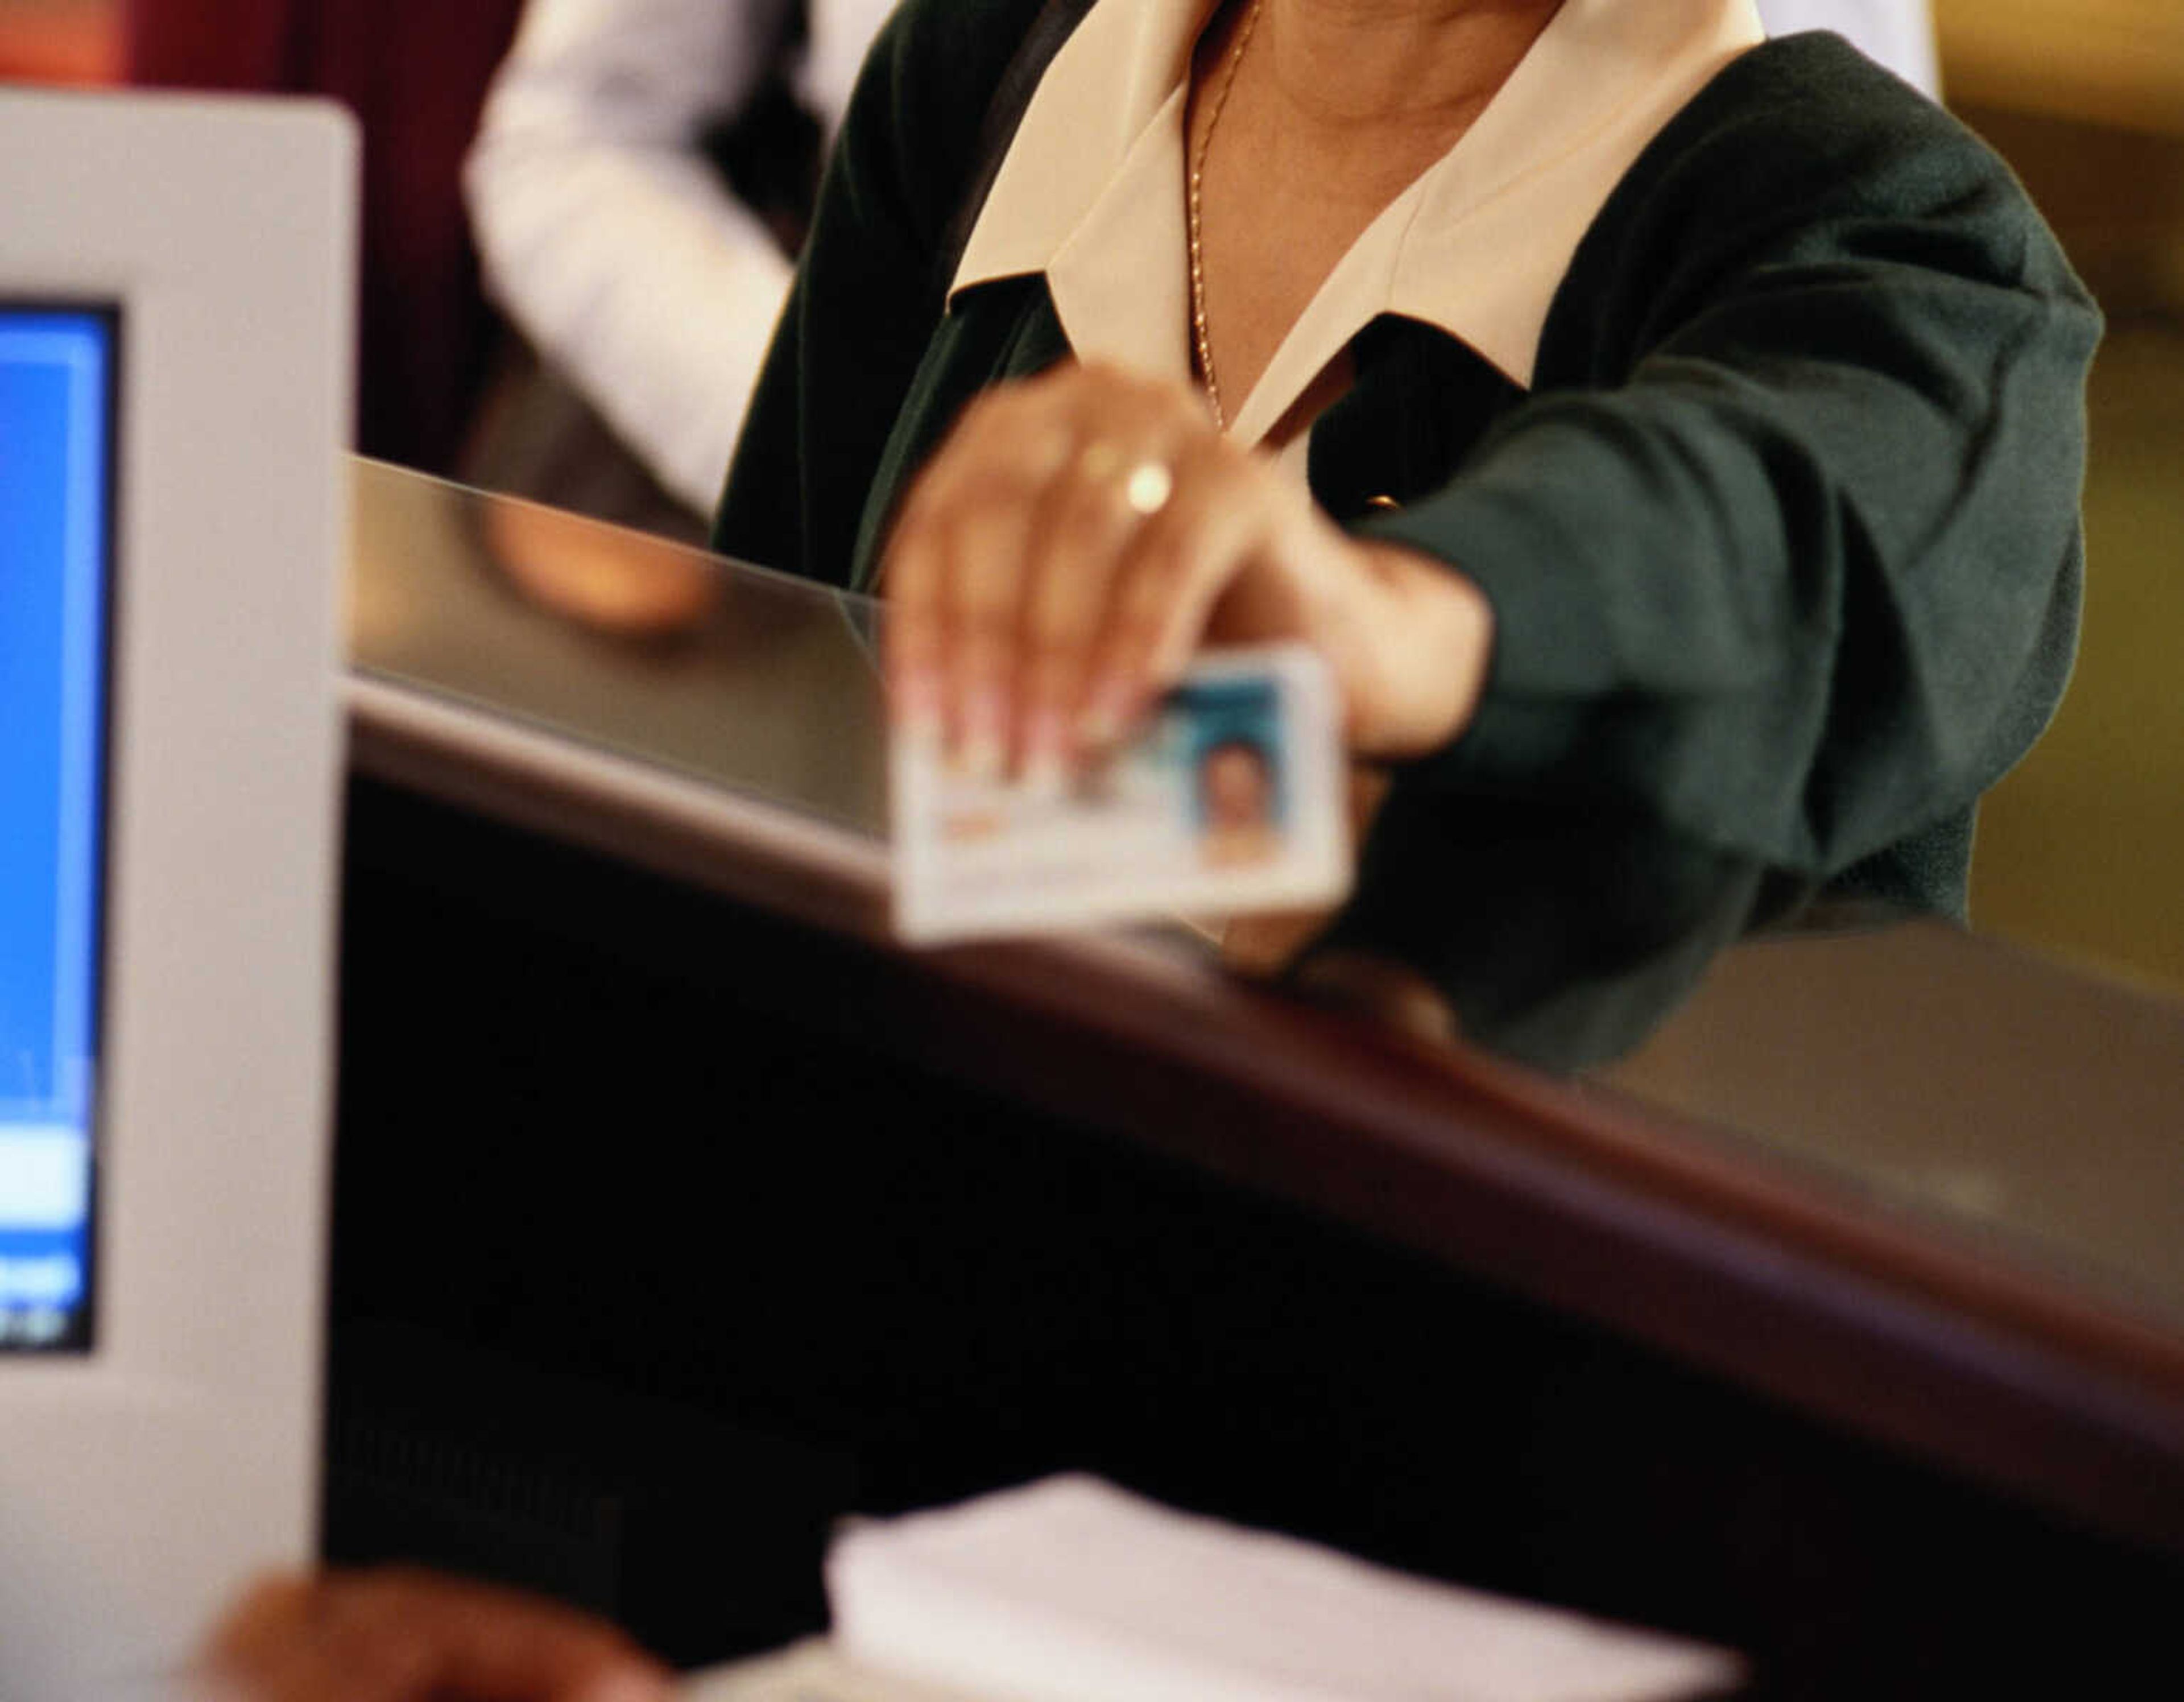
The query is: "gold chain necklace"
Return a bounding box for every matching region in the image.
[1188,0,1264,432]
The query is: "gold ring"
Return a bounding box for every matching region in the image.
[1078,439,1179,513]
[1122,460,1174,516]
[1076,440,1172,518]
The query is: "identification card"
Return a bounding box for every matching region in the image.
[891,644,1351,945]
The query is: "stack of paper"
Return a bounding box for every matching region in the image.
[685,1476,1742,1702]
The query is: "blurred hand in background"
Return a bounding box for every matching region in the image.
[203,1569,671,1702]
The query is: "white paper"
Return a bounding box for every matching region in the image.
[824,1476,1743,1702]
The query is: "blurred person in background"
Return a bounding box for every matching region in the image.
[464,0,894,530]
[464,0,1936,535]
[1762,0,1933,93]
[203,1570,667,1702]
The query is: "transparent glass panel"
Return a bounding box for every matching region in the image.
[1597,917,2184,1329]
[349,457,886,837]
[348,458,2184,1336]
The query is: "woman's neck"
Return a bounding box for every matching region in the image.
[1182,0,1566,415]
[1258,0,1564,139]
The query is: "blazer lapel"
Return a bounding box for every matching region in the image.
[1308,317,1528,526]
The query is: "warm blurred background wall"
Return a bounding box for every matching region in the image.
[0,0,526,472]
[3,0,2180,995]
[1933,2,2184,997]
[0,0,114,82]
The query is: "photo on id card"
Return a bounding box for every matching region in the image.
[891,643,1351,944]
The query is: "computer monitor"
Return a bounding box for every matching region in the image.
[1,305,113,1361]
[0,88,355,1698]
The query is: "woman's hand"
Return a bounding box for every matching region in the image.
[201,1568,671,1702]
[882,362,1493,779]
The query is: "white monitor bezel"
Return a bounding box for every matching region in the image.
[0,86,356,1697]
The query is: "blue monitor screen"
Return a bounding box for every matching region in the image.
[0,307,115,1354]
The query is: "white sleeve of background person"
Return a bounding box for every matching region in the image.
[465,0,805,517]
[799,0,908,147]
[1755,0,1939,94]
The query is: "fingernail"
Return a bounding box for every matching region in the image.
[1023,751,1067,800]
[1077,677,1134,750]
[958,686,1007,782]
[894,672,943,741]
[1021,708,1069,799]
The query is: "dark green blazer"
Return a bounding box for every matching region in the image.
[715,0,2099,1065]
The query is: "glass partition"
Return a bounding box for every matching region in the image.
[348,455,2184,1339]
[350,457,887,837]
[1599,917,2184,1331]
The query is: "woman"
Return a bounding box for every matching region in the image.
[464,0,1936,528]
[715,0,2095,1061]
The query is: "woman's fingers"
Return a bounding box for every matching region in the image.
[1082,444,1298,743]
[883,387,1068,745]
[881,362,1495,778]
[942,494,1044,774]
[1019,433,1192,776]
[882,363,1258,772]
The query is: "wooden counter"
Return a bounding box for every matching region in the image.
[336,459,2184,1694]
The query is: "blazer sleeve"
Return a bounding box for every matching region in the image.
[1317,42,2098,1061]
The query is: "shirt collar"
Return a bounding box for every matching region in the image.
[950,0,1767,441]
